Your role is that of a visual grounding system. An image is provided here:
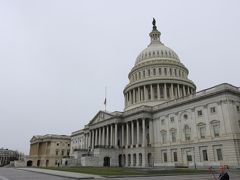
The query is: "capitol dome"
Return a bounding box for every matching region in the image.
[124,19,196,111]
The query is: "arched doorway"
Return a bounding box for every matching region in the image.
[27,160,32,167]
[46,160,49,167]
[148,153,153,167]
[103,157,110,167]
[37,160,40,167]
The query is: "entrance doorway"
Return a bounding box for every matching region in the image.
[103,157,110,167]
[27,160,32,167]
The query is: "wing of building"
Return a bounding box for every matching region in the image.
[70,20,240,168]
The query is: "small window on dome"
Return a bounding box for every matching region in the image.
[149,52,151,57]
[159,68,162,75]
[145,53,147,58]
[139,72,141,79]
[170,68,172,76]
[161,50,163,55]
[157,51,159,55]
[143,70,145,77]
[153,68,156,75]
[164,68,167,75]
[148,69,150,76]
[174,69,177,76]
[153,51,155,56]
[165,51,167,55]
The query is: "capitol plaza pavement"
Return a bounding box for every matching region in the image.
[0,168,240,180]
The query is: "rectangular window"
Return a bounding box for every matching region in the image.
[171,131,176,143]
[210,107,216,113]
[161,132,167,144]
[173,152,178,162]
[161,119,165,125]
[163,153,167,162]
[61,150,64,156]
[238,120,240,129]
[56,150,58,155]
[174,69,177,76]
[170,117,175,123]
[153,68,156,75]
[159,68,162,75]
[202,150,208,161]
[197,110,203,116]
[164,68,167,75]
[216,149,223,161]
[213,124,220,137]
[187,155,192,161]
[143,70,145,77]
[199,126,206,139]
[148,69,150,76]
[237,106,240,112]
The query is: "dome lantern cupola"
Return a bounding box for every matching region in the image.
[123,19,196,111]
[149,18,162,45]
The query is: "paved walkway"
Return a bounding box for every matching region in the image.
[18,168,103,179]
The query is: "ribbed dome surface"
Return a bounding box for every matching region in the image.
[135,43,180,65]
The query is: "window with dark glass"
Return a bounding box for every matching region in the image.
[173,152,178,162]
[216,149,223,161]
[203,150,208,161]
[163,152,167,162]
[197,110,203,116]
[210,107,216,113]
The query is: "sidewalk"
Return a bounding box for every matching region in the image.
[17,168,103,179]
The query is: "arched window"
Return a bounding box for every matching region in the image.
[161,130,167,144]
[197,123,206,139]
[210,120,220,137]
[184,125,191,141]
[170,128,177,143]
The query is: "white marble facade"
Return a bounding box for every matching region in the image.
[70,21,240,168]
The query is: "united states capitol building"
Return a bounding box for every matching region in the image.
[70,20,240,168]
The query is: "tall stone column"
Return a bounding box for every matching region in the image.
[150,84,154,100]
[102,126,105,146]
[129,91,132,105]
[164,83,167,100]
[149,119,153,145]
[115,123,118,148]
[138,87,140,102]
[144,85,147,101]
[183,85,186,96]
[110,124,113,146]
[133,89,136,104]
[126,122,129,148]
[142,119,146,147]
[131,121,134,147]
[137,119,140,147]
[106,125,109,146]
[157,84,160,100]
[177,84,180,98]
[95,129,98,146]
[171,83,174,99]
[122,124,125,147]
[91,130,94,149]
[98,128,101,146]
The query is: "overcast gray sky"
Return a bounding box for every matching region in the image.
[0,0,239,154]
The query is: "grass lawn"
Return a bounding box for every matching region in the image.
[44,167,210,177]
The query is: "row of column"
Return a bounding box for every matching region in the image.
[86,119,152,150]
[125,83,194,106]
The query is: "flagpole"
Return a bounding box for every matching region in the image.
[104,86,107,112]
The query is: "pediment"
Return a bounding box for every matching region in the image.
[89,111,113,125]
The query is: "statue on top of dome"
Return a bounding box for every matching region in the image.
[152,18,157,30]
